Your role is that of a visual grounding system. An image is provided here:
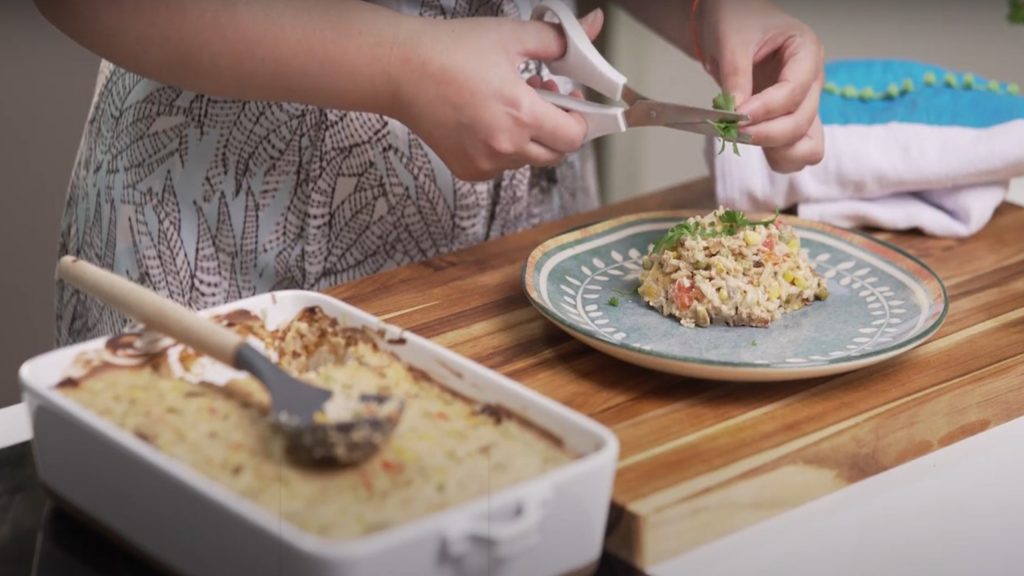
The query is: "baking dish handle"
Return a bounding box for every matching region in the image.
[445,485,552,560]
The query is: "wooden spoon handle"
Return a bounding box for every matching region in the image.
[56,256,244,366]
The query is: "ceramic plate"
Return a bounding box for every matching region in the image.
[523,211,948,382]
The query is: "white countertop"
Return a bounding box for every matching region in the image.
[650,414,1024,576]
[0,403,31,450]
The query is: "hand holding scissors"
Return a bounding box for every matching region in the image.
[530,0,752,145]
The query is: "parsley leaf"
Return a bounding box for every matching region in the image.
[651,221,702,253]
[718,209,779,235]
[607,296,620,307]
[649,209,781,254]
[709,92,742,156]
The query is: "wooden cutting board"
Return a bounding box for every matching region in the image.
[326,178,1024,569]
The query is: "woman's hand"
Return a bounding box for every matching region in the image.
[697,0,824,173]
[386,9,604,182]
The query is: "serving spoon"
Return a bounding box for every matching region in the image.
[56,256,402,467]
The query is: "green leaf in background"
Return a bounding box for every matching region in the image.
[1011,0,1024,24]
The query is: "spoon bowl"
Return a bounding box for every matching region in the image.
[280,394,404,466]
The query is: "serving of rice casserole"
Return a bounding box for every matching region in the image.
[638,208,829,327]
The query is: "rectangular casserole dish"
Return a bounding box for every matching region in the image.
[19,290,619,576]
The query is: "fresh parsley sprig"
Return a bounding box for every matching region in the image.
[717,209,779,235]
[709,92,742,156]
[650,220,713,253]
[649,209,780,254]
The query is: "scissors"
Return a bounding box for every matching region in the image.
[530,0,753,144]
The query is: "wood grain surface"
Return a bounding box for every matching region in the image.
[326,179,1024,570]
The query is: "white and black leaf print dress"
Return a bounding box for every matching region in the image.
[55,0,598,346]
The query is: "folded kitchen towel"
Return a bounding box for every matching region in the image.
[712,59,1024,237]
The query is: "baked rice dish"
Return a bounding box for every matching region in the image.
[638,208,829,327]
[56,306,571,538]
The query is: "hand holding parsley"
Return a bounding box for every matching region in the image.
[693,0,825,173]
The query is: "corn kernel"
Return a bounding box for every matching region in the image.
[787,237,800,252]
[744,231,762,246]
[783,270,794,283]
[768,285,781,300]
[640,284,658,300]
[793,276,808,289]
[718,287,729,301]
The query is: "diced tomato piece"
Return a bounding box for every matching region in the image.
[762,236,775,251]
[359,470,374,494]
[380,458,404,474]
[672,280,695,310]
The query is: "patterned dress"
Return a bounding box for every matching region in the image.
[55,0,598,346]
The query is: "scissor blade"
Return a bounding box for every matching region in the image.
[624,99,748,129]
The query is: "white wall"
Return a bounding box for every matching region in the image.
[0,0,99,407]
[599,0,1024,203]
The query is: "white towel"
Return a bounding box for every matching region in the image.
[712,118,1024,237]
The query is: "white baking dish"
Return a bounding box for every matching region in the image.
[19,290,618,576]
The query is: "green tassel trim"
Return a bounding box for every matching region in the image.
[824,70,1021,101]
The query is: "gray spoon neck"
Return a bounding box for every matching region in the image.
[234,343,332,424]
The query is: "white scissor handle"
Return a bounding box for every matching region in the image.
[530,0,627,101]
[535,90,626,142]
